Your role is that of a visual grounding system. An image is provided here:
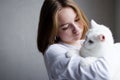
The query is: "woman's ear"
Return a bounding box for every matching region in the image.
[98,34,105,41]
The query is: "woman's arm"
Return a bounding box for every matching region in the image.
[44,44,110,80]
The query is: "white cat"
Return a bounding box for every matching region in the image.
[66,19,120,80]
[81,20,120,80]
[80,20,114,58]
[67,19,114,61]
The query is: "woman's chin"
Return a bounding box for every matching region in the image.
[74,36,81,40]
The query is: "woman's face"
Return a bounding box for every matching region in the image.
[57,7,84,44]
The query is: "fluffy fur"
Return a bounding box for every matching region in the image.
[66,19,120,80]
[80,20,114,58]
[81,20,120,80]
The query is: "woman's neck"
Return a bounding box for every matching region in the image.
[62,40,81,47]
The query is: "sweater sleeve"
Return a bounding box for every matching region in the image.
[44,44,110,80]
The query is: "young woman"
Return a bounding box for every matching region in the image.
[37,0,110,80]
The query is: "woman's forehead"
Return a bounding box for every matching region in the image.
[57,7,77,25]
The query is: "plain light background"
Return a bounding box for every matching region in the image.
[0,0,119,80]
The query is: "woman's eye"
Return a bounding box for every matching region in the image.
[62,27,68,30]
[61,24,69,30]
[75,17,80,22]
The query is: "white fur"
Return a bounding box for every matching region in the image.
[80,20,120,80]
[66,19,120,80]
[80,19,114,58]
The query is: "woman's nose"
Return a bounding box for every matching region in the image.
[71,23,79,33]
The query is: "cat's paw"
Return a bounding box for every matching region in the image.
[80,57,97,67]
[66,49,79,58]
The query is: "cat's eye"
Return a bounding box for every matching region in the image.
[88,40,94,44]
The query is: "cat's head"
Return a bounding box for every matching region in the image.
[83,19,114,49]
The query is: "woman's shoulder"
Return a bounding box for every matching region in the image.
[45,43,68,56]
[45,40,84,53]
[47,43,68,51]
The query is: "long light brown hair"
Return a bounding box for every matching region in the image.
[37,0,89,54]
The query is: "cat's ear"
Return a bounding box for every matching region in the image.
[98,34,105,41]
[91,19,98,28]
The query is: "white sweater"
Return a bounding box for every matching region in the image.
[44,41,110,80]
